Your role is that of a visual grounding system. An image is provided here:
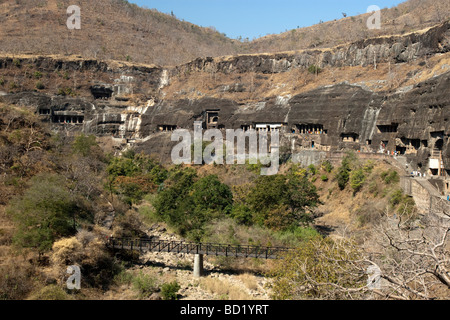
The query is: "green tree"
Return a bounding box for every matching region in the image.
[191,175,233,215]
[72,134,98,157]
[154,171,232,241]
[154,168,198,235]
[381,169,399,184]
[350,168,366,194]
[321,160,334,173]
[246,175,287,225]
[7,174,77,256]
[269,237,367,300]
[284,172,321,224]
[335,152,356,190]
[245,172,320,229]
[106,152,168,203]
[161,281,181,300]
[230,204,253,226]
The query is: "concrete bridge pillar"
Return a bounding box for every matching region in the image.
[193,254,204,278]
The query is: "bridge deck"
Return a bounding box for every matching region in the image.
[107,238,292,259]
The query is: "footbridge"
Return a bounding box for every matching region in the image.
[106,237,293,277]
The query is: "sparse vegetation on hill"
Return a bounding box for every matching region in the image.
[0,0,448,66]
[0,103,448,300]
[0,0,449,301]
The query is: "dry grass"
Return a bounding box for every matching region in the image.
[0,0,238,67]
[200,277,254,300]
[236,273,259,291]
[314,161,401,235]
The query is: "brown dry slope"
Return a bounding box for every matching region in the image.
[245,0,450,53]
[1,0,449,66]
[0,0,240,66]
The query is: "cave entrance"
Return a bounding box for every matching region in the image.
[296,124,325,135]
[38,109,51,115]
[377,123,398,133]
[206,110,220,129]
[52,115,84,124]
[411,139,420,150]
[91,86,113,100]
[158,125,177,132]
[396,146,406,155]
[342,133,359,143]
[435,139,444,151]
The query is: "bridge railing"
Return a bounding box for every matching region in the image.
[106,237,293,259]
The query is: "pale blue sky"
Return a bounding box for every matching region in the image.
[130,0,406,39]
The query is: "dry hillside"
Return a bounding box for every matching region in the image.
[0,0,449,66]
[245,0,450,53]
[0,0,240,66]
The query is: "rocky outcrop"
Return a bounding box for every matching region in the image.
[136,71,450,176]
[0,22,449,176]
[172,21,450,75]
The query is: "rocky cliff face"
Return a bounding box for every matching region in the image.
[1,22,449,176]
[172,21,450,75]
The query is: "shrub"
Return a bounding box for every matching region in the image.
[308,64,322,74]
[350,168,366,194]
[9,82,18,90]
[0,260,35,300]
[51,237,83,266]
[34,71,43,79]
[274,226,321,247]
[230,204,253,226]
[321,160,333,173]
[308,164,317,175]
[335,152,356,190]
[72,134,98,157]
[29,285,73,300]
[268,237,365,300]
[389,189,416,216]
[7,174,77,255]
[363,160,375,173]
[389,189,404,207]
[35,81,45,90]
[0,77,4,86]
[113,270,134,286]
[160,281,181,300]
[320,175,328,182]
[57,87,74,96]
[132,272,159,299]
[336,164,350,190]
[381,169,399,184]
[368,181,379,196]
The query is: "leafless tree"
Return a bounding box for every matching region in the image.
[324,206,450,300]
[367,205,450,299]
[272,204,450,300]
